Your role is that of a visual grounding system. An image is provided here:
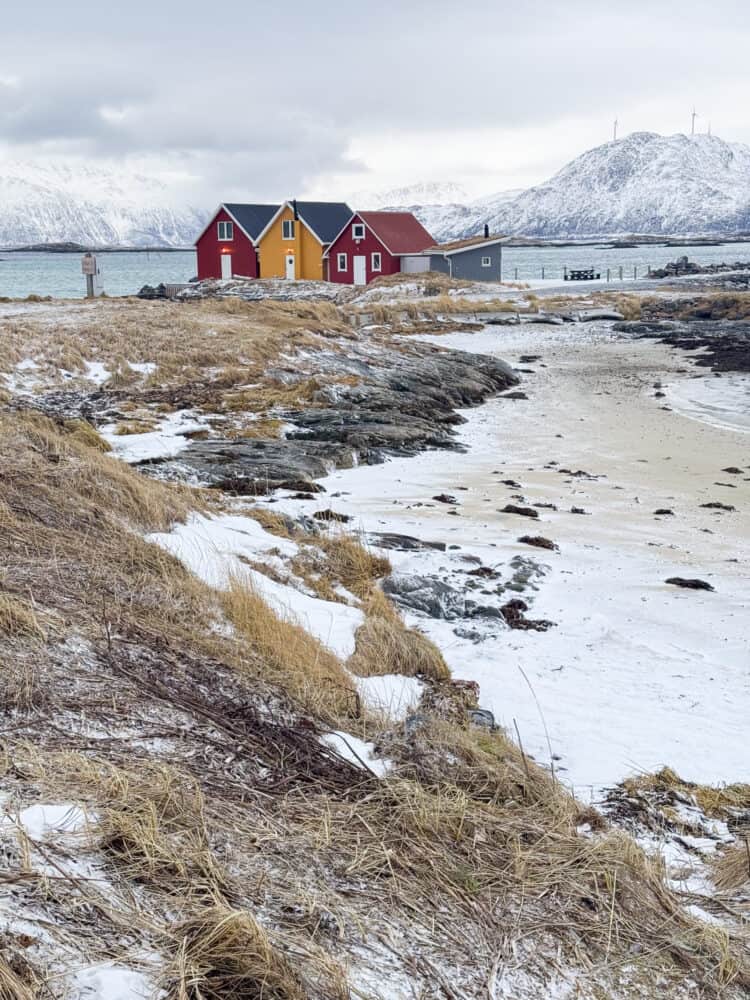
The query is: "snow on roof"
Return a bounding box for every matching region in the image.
[426,233,509,253]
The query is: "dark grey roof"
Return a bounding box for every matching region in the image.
[224,203,280,242]
[293,201,353,243]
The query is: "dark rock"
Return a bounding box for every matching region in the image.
[468,708,496,729]
[518,535,558,551]
[500,598,555,631]
[501,479,522,488]
[534,502,558,510]
[570,506,589,515]
[558,468,600,479]
[502,390,529,400]
[137,283,168,300]
[500,504,539,519]
[368,533,446,553]
[654,508,674,516]
[433,494,458,504]
[313,509,351,524]
[665,577,715,592]
[148,338,518,492]
[700,501,736,512]
[722,467,743,474]
[466,566,499,579]
[290,492,316,500]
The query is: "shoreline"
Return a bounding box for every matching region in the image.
[263,322,750,793]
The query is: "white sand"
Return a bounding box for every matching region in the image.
[274,322,750,794]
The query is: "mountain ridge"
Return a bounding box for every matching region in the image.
[405,132,750,242]
[1,132,750,247]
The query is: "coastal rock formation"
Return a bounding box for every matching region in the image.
[159,342,517,493]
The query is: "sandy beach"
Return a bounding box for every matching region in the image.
[272,321,750,795]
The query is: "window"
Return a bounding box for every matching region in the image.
[371,252,382,272]
[217,220,234,241]
[481,256,492,267]
[337,253,348,272]
[352,223,365,240]
[282,219,295,240]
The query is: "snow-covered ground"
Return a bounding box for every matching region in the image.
[266,322,750,797]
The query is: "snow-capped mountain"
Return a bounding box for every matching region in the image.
[411,133,750,241]
[5,132,750,247]
[353,180,469,209]
[0,159,207,247]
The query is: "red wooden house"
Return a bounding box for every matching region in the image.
[324,211,435,285]
[195,203,279,280]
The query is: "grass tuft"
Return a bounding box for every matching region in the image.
[223,578,359,724]
[168,906,306,1000]
[348,613,450,682]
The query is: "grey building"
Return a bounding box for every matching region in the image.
[424,234,507,281]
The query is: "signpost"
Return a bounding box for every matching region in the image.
[81,253,102,298]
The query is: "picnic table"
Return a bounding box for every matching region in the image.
[565,268,601,281]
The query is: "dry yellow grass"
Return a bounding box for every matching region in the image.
[99,766,229,898]
[168,906,328,1000]
[61,418,112,452]
[0,594,43,639]
[309,533,390,600]
[223,578,359,724]
[0,955,37,1000]
[623,767,750,818]
[0,297,353,395]
[243,508,295,538]
[348,613,450,682]
[714,841,750,892]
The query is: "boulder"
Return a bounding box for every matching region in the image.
[382,573,466,620]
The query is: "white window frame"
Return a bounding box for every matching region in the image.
[371,252,382,272]
[352,222,365,240]
[282,219,295,240]
[337,252,348,272]
[481,255,492,267]
[217,220,234,241]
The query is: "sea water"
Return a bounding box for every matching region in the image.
[0,241,749,299]
[667,372,750,434]
[0,250,196,299]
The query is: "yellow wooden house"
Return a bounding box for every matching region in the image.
[256,200,353,280]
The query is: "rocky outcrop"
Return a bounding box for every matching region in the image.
[157,341,517,494]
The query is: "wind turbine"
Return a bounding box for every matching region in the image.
[691,107,699,136]
[613,118,618,141]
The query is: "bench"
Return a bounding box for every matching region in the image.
[565,269,601,281]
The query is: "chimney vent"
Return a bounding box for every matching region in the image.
[483,223,490,239]
[292,199,299,220]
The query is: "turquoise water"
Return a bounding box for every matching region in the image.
[0,250,197,299]
[0,241,748,298]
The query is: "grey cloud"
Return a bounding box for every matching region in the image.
[0,0,747,197]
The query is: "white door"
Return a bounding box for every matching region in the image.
[285,254,296,280]
[353,255,367,285]
[220,254,232,279]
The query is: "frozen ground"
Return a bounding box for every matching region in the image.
[267,322,750,796]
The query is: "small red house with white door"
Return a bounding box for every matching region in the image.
[325,211,435,285]
[195,203,279,280]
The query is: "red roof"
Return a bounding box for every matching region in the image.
[358,211,434,255]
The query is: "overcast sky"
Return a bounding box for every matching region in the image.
[1,0,748,205]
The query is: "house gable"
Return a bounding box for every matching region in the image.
[195,205,263,281]
[256,203,331,280]
[326,212,401,285]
